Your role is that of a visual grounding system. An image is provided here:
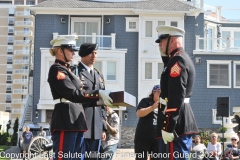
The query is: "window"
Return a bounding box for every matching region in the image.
[158,63,164,79]
[145,63,152,79]
[222,31,230,48]
[8,27,14,34]
[221,28,240,49]
[8,37,13,43]
[8,46,13,53]
[212,109,222,124]
[6,85,11,93]
[125,17,139,32]
[171,21,178,27]
[233,61,240,88]
[158,21,165,26]
[71,17,101,46]
[8,18,14,24]
[7,75,12,81]
[207,60,231,88]
[7,56,12,64]
[145,21,152,37]
[27,1,34,5]
[16,1,23,4]
[6,95,11,102]
[9,8,14,15]
[5,104,11,111]
[234,31,240,47]
[107,62,116,80]
[94,61,102,72]
[7,65,12,73]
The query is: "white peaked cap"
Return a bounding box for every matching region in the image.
[156,25,185,36]
[50,35,78,47]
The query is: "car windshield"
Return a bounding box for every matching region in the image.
[30,128,50,137]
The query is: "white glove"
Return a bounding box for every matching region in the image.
[162,130,174,144]
[99,90,113,107]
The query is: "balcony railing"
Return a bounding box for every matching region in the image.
[15,11,31,16]
[195,36,240,52]
[13,79,28,84]
[13,69,29,74]
[14,50,30,55]
[14,40,30,45]
[12,89,28,94]
[14,59,29,64]
[177,0,203,9]
[12,99,26,104]
[56,33,116,50]
[12,109,23,114]
[15,21,33,26]
[15,31,33,36]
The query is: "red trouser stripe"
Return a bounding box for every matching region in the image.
[169,142,174,160]
[58,131,65,160]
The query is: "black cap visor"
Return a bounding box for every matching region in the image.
[61,44,79,51]
[155,34,170,43]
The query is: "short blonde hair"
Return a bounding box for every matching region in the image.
[211,132,218,138]
[49,47,60,56]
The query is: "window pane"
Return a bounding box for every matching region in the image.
[158,63,164,79]
[8,37,13,43]
[9,8,14,14]
[236,65,240,86]
[8,46,13,52]
[7,75,12,81]
[171,21,178,27]
[234,31,240,47]
[94,61,102,72]
[8,27,14,33]
[158,21,165,26]
[207,28,213,50]
[145,63,152,79]
[210,64,229,86]
[129,22,136,29]
[107,62,116,80]
[9,18,14,24]
[222,31,230,48]
[145,21,152,37]
[7,56,12,63]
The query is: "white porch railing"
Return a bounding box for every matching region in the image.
[12,99,26,104]
[55,33,116,50]
[14,59,29,64]
[195,35,240,52]
[177,0,203,9]
[12,109,23,114]
[15,21,33,26]
[13,79,28,84]
[12,89,28,94]
[14,50,30,55]
[15,11,31,16]
[13,69,29,74]
[14,40,30,45]
[15,31,33,36]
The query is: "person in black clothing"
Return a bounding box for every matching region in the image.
[134,85,160,160]
[48,36,113,160]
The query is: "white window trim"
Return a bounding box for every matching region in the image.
[221,27,240,49]
[95,58,118,82]
[212,109,222,124]
[142,59,162,80]
[70,17,101,35]
[207,60,232,88]
[233,61,240,88]
[125,17,139,32]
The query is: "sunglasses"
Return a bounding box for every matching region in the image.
[231,139,237,141]
[212,136,216,138]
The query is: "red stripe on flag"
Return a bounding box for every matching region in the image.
[58,131,65,160]
[169,142,174,160]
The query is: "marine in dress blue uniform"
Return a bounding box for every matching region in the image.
[155,26,198,160]
[71,43,108,160]
[48,36,112,160]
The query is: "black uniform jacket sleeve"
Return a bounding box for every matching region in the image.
[48,64,99,103]
[165,55,188,133]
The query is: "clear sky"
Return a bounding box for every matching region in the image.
[204,0,240,20]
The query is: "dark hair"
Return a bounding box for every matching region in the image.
[149,92,154,100]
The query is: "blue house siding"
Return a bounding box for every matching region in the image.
[32,14,69,122]
[192,55,240,129]
[103,15,139,127]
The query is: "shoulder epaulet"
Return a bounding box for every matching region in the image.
[94,68,105,82]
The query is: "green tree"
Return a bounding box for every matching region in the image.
[11,117,19,145]
[6,120,11,136]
